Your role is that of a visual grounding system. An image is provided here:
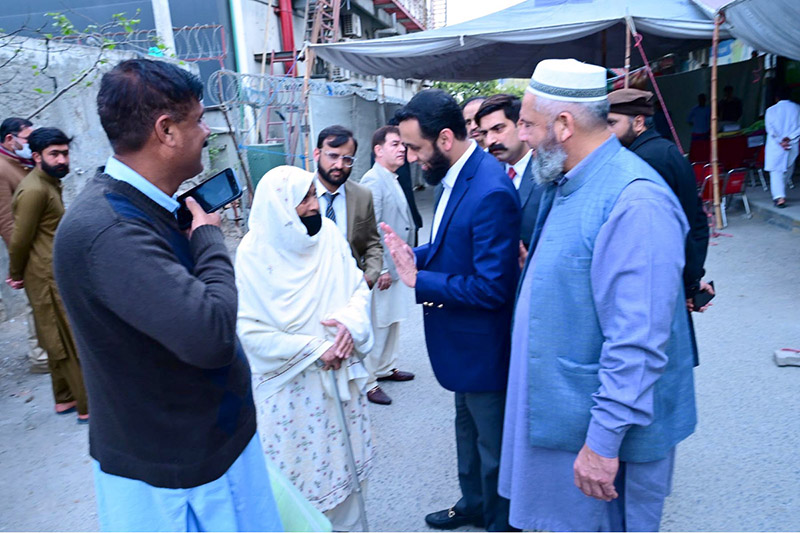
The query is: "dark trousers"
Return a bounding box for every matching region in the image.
[453,391,511,532]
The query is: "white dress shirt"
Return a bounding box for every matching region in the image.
[431,140,478,242]
[316,176,348,236]
[506,149,532,191]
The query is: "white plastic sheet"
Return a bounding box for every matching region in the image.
[693,0,800,61]
[311,0,729,81]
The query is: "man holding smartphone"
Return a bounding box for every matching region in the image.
[53,59,281,532]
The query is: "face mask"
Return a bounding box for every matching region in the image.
[299,213,322,236]
[14,143,32,159]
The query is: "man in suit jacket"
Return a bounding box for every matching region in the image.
[383,90,521,532]
[475,94,543,250]
[360,125,417,405]
[313,125,383,287]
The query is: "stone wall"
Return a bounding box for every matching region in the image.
[0,36,202,319]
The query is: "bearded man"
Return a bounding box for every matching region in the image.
[313,125,384,403]
[381,89,521,531]
[607,88,712,365]
[7,127,88,423]
[499,59,697,532]
[314,126,383,286]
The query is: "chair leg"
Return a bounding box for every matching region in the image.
[721,197,728,228]
[759,169,767,191]
[742,193,752,219]
[747,169,757,188]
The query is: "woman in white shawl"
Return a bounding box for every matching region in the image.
[236,165,374,531]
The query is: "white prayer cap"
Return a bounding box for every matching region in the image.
[527,59,608,103]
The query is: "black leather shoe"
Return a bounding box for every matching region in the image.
[367,386,392,405]
[425,507,483,530]
[377,368,415,382]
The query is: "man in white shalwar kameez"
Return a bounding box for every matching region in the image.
[360,125,417,406]
[765,87,800,208]
[235,165,374,531]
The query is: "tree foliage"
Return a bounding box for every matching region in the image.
[431,80,526,104]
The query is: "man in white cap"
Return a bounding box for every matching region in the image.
[499,59,697,531]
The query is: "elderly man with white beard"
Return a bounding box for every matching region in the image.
[498,59,697,532]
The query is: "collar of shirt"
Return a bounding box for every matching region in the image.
[442,140,478,191]
[315,175,347,199]
[104,156,180,214]
[511,149,532,178]
[373,161,399,181]
[560,134,617,194]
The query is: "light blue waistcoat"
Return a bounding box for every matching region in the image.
[523,138,697,463]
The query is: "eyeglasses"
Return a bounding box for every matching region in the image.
[323,151,357,167]
[14,134,29,143]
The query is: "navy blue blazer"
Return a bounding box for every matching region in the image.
[414,146,521,393]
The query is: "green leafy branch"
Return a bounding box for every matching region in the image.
[432,80,526,104]
[25,11,142,119]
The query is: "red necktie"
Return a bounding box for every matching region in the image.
[508,167,517,180]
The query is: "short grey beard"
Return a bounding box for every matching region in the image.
[531,144,568,185]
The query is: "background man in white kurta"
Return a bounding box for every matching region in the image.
[764,87,800,208]
[360,126,416,406]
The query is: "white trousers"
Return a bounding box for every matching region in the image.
[770,163,795,200]
[364,322,400,389]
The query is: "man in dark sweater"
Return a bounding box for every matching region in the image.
[53,59,282,532]
[608,88,713,365]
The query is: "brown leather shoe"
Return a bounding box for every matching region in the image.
[367,386,392,405]
[377,368,415,382]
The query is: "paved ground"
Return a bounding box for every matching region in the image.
[0,188,798,531]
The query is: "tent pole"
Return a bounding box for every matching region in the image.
[711,13,724,229]
[624,24,631,88]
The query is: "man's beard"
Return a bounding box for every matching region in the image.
[617,119,637,148]
[422,143,451,186]
[318,163,351,188]
[41,160,69,179]
[531,126,567,185]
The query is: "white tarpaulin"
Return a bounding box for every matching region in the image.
[693,0,800,61]
[311,0,730,81]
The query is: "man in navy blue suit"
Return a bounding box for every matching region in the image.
[381,90,521,532]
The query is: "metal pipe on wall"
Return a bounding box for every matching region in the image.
[278,0,295,53]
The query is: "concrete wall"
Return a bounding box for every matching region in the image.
[0,36,202,319]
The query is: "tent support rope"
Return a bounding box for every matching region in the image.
[632,33,685,155]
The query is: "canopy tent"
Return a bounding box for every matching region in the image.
[693,0,800,61]
[311,0,731,81]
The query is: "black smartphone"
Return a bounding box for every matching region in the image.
[692,280,715,309]
[176,168,242,230]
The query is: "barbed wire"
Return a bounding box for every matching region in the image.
[207,70,407,108]
[52,24,226,63]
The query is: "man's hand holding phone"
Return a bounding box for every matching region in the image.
[185,197,221,238]
[687,280,715,312]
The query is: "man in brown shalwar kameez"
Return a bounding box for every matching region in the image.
[7,127,88,423]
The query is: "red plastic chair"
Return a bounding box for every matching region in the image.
[720,168,752,227]
[692,161,709,189]
[743,146,768,191]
